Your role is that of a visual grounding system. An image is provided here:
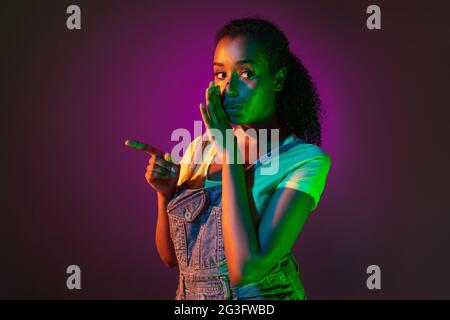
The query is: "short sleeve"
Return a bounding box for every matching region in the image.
[275,154,331,211]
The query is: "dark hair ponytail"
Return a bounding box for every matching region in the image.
[215,17,322,145]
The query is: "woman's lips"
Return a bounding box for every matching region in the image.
[224,105,242,115]
[224,104,242,110]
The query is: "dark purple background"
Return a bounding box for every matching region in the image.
[1,0,449,299]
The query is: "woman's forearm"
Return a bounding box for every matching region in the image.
[155,193,178,268]
[222,153,260,285]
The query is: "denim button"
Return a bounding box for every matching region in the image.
[184,209,192,221]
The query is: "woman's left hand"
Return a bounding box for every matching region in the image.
[199,81,234,157]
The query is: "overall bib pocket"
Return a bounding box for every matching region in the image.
[167,189,226,269]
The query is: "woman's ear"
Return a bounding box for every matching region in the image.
[273,67,287,92]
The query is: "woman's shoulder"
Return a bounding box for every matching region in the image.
[284,136,331,163]
[275,137,331,181]
[275,139,331,211]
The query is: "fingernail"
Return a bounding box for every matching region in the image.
[171,166,177,173]
[165,153,173,163]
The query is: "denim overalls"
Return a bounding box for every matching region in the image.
[167,137,307,300]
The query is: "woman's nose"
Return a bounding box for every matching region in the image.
[225,74,239,97]
[226,85,239,97]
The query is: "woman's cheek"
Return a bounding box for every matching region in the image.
[238,82,255,97]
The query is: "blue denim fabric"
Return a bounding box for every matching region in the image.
[167,138,308,300]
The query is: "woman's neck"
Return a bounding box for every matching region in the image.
[235,117,291,145]
[232,117,292,164]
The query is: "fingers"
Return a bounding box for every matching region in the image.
[164,152,173,163]
[209,82,229,122]
[124,139,164,157]
[200,102,212,129]
[205,81,215,104]
[204,82,214,123]
[212,87,229,124]
[148,163,173,176]
[145,170,172,181]
[205,82,226,126]
[145,156,179,181]
[149,157,178,174]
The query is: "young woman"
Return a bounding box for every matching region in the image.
[126,17,331,300]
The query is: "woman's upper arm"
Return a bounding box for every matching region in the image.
[237,187,313,284]
[256,187,314,265]
[257,153,331,256]
[240,152,331,283]
[276,154,331,211]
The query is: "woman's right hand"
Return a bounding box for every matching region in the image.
[125,140,180,199]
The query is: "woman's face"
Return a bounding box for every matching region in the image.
[213,35,279,126]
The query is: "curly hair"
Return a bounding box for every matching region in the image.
[215,17,323,146]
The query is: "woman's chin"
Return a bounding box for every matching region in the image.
[227,115,246,125]
[230,119,245,126]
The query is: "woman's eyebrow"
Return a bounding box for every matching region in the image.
[213,59,257,67]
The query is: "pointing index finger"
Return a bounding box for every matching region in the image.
[124,139,164,157]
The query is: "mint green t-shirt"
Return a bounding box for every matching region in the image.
[177,132,331,215]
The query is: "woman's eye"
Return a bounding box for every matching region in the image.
[241,70,254,79]
[215,72,226,80]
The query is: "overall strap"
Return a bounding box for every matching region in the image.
[250,138,305,173]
